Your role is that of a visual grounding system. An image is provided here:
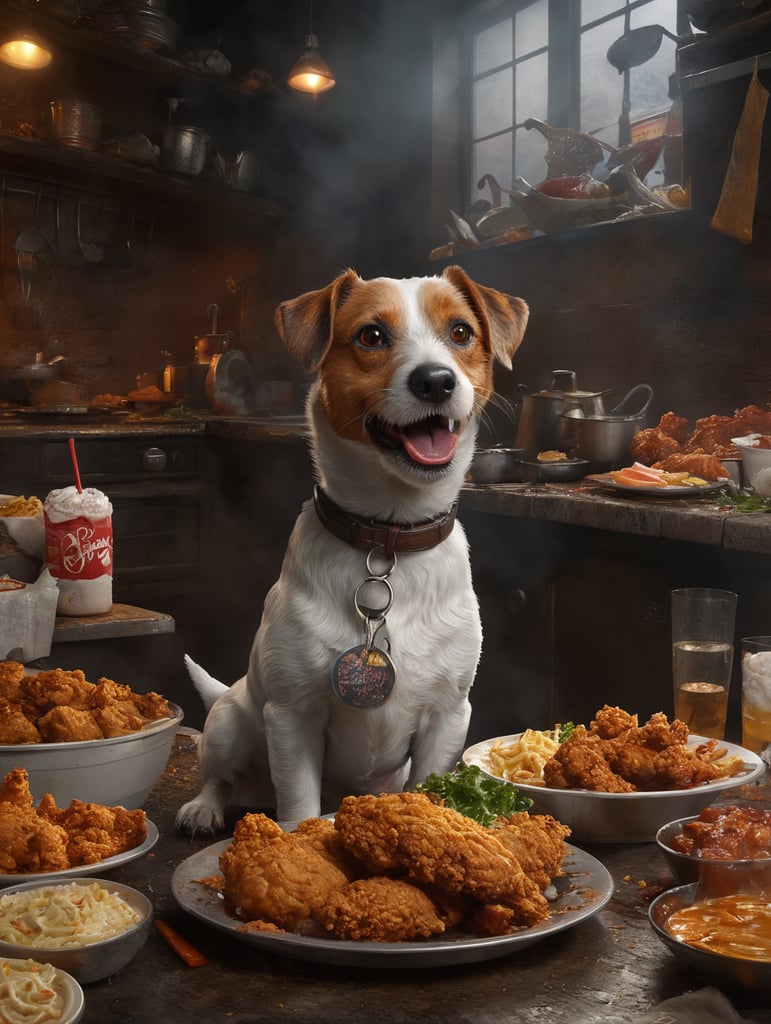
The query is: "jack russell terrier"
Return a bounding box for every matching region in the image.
[176,265,528,832]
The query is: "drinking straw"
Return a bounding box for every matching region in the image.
[68,437,83,493]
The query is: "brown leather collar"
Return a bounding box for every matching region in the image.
[313,485,457,558]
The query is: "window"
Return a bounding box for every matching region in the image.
[465,0,680,206]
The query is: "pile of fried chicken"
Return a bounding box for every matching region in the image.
[0,767,147,873]
[215,792,571,942]
[0,660,172,744]
[629,404,771,477]
[542,705,742,793]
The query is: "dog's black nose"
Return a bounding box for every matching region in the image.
[408,364,456,404]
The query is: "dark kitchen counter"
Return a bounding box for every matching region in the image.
[74,732,771,1024]
[460,480,771,556]
[0,412,309,441]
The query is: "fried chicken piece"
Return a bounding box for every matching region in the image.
[319,877,447,941]
[219,813,351,934]
[38,795,147,864]
[625,711,690,750]
[89,679,171,735]
[334,792,548,927]
[37,706,104,743]
[589,705,638,739]
[0,660,26,703]
[0,703,41,743]
[542,727,636,792]
[0,767,35,807]
[658,412,690,445]
[628,427,681,465]
[17,668,92,717]
[652,451,729,480]
[491,813,571,891]
[468,902,527,937]
[291,816,363,880]
[0,801,70,872]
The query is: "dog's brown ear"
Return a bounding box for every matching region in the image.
[441,264,529,370]
[274,269,361,372]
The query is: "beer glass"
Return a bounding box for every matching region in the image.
[741,636,771,753]
[671,588,737,739]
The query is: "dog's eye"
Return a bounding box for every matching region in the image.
[449,322,473,346]
[355,325,387,349]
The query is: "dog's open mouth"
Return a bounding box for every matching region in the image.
[366,415,460,467]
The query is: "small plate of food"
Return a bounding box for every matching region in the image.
[463,706,764,843]
[586,462,728,497]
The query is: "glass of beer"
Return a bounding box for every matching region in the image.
[741,637,771,754]
[671,588,738,739]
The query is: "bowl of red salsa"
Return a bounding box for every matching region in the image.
[656,804,771,887]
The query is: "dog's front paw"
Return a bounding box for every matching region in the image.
[176,798,224,835]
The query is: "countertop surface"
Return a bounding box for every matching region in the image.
[461,480,771,555]
[60,734,771,1024]
[0,412,310,440]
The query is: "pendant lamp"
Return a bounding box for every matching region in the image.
[0,1,53,71]
[288,1,335,94]
[0,28,52,70]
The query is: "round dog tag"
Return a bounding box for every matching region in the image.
[331,644,395,708]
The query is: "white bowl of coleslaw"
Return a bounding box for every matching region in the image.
[0,878,153,983]
[0,957,84,1024]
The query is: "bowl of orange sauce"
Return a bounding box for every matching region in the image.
[650,883,771,988]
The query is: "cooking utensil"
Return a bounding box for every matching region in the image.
[556,383,654,471]
[50,99,102,149]
[468,448,525,484]
[77,196,104,263]
[512,370,616,455]
[519,458,590,483]
[160,126,211,177]
[14,183,55,299]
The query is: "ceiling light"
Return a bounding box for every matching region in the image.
[0,29,53,70]
[288,2,335,94]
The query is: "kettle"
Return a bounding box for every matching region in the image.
[513,370,616,455]
[194,303,231,364]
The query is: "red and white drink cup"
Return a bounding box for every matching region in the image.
[44,486,113,616]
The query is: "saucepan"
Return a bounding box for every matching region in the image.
[513,370,616,456]
[556,383,654,472]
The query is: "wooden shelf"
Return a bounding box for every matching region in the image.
[53,602,174,642]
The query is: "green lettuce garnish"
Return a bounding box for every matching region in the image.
[415,763,532,825]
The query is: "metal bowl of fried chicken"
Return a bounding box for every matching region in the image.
[463,707,765,843]
[0,661,183,808]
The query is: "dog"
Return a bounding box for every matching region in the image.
[176,265,528,832]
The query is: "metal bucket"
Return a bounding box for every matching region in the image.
[50,100,102,150]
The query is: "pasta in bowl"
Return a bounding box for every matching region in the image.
[0,878,152,983]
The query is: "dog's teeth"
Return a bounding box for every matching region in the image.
[448,419,457,432]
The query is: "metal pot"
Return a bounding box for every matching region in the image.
[50,99,102,150]
[160,126,211,177]
[556,383,654,472]
[228,151,261,193]
[512,370,615,455]
[0,361,62,404]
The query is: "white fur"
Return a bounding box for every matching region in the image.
[176,270,525,832]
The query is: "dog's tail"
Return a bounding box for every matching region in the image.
[184,654,229,713]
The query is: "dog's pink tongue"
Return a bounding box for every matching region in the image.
[401,422,458,465]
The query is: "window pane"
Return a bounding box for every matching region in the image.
[516,0,548,57]
[632,0,677,36]
[515,125,548,185]
[580,15,624,145]
[474,18,512,74]
[473,67,513,138]
[472,133,513,202]
[581,0,624,26]
[516,52,548,124]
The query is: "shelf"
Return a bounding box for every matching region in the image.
[0,133,286,227]
[52,602,175,642]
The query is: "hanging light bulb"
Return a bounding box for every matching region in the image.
[0,28,52,70]
[288,1,335,94]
